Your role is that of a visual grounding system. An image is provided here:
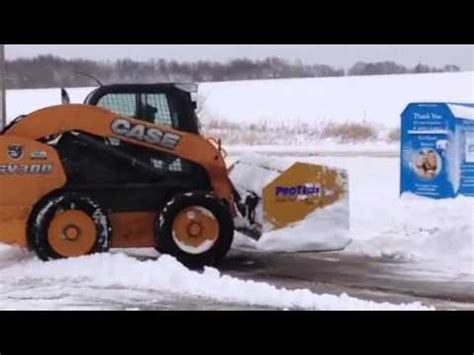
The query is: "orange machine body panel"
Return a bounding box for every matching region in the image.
[0,136,67,247]
[109,212,156,248]
[4,104,235,210]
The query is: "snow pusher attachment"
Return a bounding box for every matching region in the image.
[229,154,351,252]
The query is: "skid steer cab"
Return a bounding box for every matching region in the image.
[0,83,350,267]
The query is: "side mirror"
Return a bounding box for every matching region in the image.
[61,88,71,105]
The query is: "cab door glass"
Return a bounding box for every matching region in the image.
[94,92,183,172]
[140,93,181,171]
[141,93,178,128]
[96,93,137,118]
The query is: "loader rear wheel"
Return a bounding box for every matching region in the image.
[155,192,234,268]
[28,192,112,261]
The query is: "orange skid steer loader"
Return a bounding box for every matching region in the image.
[0,83,349,267]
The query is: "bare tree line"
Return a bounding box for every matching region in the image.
[4,55,462,89]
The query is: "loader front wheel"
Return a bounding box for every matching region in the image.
[28,192,112,261]
[155,192,234,268]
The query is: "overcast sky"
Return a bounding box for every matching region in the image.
[5,45,474,70]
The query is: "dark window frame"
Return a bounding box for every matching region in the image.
[84,84,199,133]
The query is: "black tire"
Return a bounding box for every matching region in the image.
[27,191,112,261]
[155,191,234,268]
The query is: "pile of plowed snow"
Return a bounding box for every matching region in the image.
[348,194,473,272]
[229,154,473,275]
[229,153,351,252]
[0,247,432,310]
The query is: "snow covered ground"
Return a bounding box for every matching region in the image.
[0,73,472,309]
[0,249,432,310]
[0,153,469,310]
[198,72,474,126]
[230,154,472,277]
[5,71,474,146]
[225,142,400,156]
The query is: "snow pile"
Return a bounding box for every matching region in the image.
[0,251,432,310]
[229,153,351,252]
[341,153,473,274]
[229,154,473,275]
[257,200,350,252]
[322,156,472,274]
[229,153,289,195]
[230,153,296,234]
[349,194,473,272]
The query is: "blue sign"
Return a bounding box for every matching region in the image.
[400,103,474,199]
